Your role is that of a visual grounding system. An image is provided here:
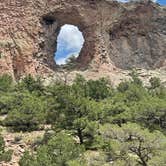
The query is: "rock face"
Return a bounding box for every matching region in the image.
[0,0,165,80]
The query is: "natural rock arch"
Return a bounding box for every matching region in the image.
[38,9,97,70]
[0,0,165,79]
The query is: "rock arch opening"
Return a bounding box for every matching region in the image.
[38,11,97,71]
[55,24,85,66]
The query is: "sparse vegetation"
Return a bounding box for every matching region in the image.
[0,134,13,162]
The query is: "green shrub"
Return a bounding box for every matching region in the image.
[17,74,44,94]
[0,149,13,162]
[0,93,16,114]
[0,135,13,162]
[20,132,85,166]
[3,92,46,132]
[117,81,130,92]
[0,74,13,92]
[0,135,5,154]
[150,77,161,89]
[0,73,165,165]
[19,151,34,166]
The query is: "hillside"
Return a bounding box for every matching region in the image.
[0,73,165,166]
[0,0,166,166]
[0,0,165,84]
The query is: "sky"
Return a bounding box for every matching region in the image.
[117,0,166,4]
[55,24,84,65]
[157,0,166,5]
[55,0,165,65]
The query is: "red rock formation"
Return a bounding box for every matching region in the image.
[0,0,165,80]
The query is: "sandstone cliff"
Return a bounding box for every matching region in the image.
[0,0,165,83]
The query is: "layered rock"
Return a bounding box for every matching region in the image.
[0,0,165,80]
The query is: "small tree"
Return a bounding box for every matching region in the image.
[0,134,13,162]
[0,74,13,92]
[19,132,84,166]
[65,54,78,70]
[117,81,130,93]
[19,151,34,166]
[18,74,44,94]
[149,77,161,89]
[86,78,111,101]
[98,123,166,166]
[129,69,143,86]
[55,96,100,145]
[0,93,16,114]
[4,92,47,131]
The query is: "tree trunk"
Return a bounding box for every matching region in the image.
[77,129,83,144]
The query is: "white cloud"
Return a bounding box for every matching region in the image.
[117,0,128,2]
[56,52,79,65]
[57,24,85,51]
[56,24,84,65]
[56,57,67,65]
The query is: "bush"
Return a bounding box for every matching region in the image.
[0,73,165,165]
[117,81,130,92]
[0,93,16,114]
[0,149,13,162]
[0,135,5,154]
[3,92,47,132]
[129,69,143,86]
[17,75,44,94]
[19,151,34,166]
[20,132,85,166]
[0,74,13,92]
[0,135,13,162]
[150,77,161,89]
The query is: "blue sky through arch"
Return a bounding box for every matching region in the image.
[117,0,165,5]
[55,24,85,65]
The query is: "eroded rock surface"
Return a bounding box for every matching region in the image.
[0,0,165,80]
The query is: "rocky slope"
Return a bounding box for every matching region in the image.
[0,0,165,83]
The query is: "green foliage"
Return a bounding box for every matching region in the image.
[125,84,146,102]
[19,151,34,166]
[129,69,143,86]
[0,149,13,162]
[0,74,13,92]
[20,132,84,166]
[46,75,111,145]
[0,134,12,162]
[149,77,161,89]
[17,74,44,94]
[3,92,47,131]
[71,74,112,100]
[0,93,16,114]
[133,97,166,131]
[64,55,78,70]
[86,78,111,100]
[0,73,165,165]
[117,81,130,92]
[148,77,166,98]
[97,123,166,166]
[0,135,5,155]
[54,95,100,145]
